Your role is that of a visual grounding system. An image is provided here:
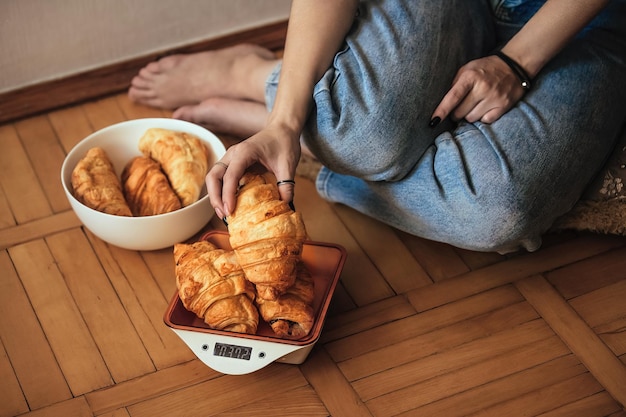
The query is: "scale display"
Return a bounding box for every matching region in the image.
[213,342,252,360]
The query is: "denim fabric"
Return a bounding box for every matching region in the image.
[265,0,626,252]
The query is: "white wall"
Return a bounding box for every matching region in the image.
[0,0,291,93]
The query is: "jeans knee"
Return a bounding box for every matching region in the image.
[454,200,546,253]
[304,118,425,182]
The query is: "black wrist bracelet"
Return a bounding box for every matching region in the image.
[494,50,532,91]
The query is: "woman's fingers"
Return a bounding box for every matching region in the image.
[206,128,301,219]
[430,74,473,124]
[430,56,525,126]
[206,158,230,219]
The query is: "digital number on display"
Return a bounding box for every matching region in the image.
[213,342,252,360]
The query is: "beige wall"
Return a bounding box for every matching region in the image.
[0,0,291,93]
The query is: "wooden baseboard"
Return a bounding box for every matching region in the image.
[0,20,287,125]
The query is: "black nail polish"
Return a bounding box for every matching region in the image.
[429,116,441,128]
[222,217,228,227]
[289,201,296,211]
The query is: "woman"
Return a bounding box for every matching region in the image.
[129,0,626,252]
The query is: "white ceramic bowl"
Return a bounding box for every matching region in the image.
[61,118,226,251]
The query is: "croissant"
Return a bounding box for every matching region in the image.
[227,172,308,301]
[71,147,132,216]
[138,128,210,207]
[256,262,315,339]
[121,156,182,216]
[174,241,258,334]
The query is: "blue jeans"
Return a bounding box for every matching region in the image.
[266,0,626,252]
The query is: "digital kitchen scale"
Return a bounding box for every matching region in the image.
[164,231,347,375]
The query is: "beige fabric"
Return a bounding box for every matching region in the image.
[553,129,626,236]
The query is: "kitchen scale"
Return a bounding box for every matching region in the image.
[164,231,347,375]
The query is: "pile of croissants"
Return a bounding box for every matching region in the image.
[174,172,316,340]
[71,128,210,216]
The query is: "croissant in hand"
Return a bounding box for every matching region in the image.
[256,262,315,339]
[122,156,182,216]
[174,241,259,334]
[227,172,308,301]
[138,128,210,207]
[71,147,132,216]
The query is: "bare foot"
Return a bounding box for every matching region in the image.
[173,97,268,138]
[128,44,278,109]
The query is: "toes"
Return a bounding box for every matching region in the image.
[128,85,161,106]
[138,66,157,79]
[171,105,191,121]
[129,74,151,90]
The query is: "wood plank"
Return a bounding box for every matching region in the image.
[17,396,92,417]
[569,279,626,328]
[108,242,197,368]
[326,281,358,317]
[99,409,131,417]
[0,210,81,250]
[47,229,156,382]
[300,347,374,417]
[0,184,15,229]
[295,179,395,305]
[86,360,220,415]
[350,315,547,397]
[9,240,112,395]
[406,234,625,313]
[0,250,72,409]
[0,21,288,124]
[14,115,70,212]
[538,391,624,417]
[468,372,603,417]
[0,124,52,223]
[400,355,585,417]
[82,96,128,131]
[595,317,626,357]
[366,335,570,417]
[345,304,544,387]
[396,230,471,281]
[126,364,308,417]
[515,275,626,408]
[326,285,524,362]
[332,204,433,293]
[219,385,328,416]
[47,105,95,153]
[0,337,29,417]
[321,295,416,343]
[87,232,196,369]
[546,246,626,299]
[140,248,178,302]
[454,246,505,270]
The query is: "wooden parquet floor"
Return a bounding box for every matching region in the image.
[1,92,625,417]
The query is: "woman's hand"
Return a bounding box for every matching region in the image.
[206,122,301,220]
[430,0,609,127]
[430,54,527,125]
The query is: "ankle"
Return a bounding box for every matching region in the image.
[232,53,278,102]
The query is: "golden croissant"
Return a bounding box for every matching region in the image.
[121,156,182,216]
[174,241,259,334]
[227,172,308,301]
[71,147,132,216]
[138,128,210,206]
[256,262,315,339]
